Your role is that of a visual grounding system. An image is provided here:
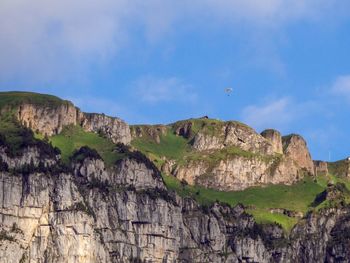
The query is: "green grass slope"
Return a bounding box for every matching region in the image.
[49,125,122,166]
[163,173,328,232]
[0,91,71,110]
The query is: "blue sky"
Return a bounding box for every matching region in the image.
[1,0,350,161]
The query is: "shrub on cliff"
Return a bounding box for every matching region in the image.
[70,146,102,163]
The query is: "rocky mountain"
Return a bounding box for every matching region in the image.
[9,94,131,145]
[134,118,314,191]
[1,91,350,262]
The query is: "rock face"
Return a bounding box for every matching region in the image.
[1,145,350,262]
[15,102,131,145]
[314,160,328,176]
[174,156,301,191]
[17,102,80,136]
[131,125,168,143]
[261,129,283,154]
[283,134,314,175]
[81,113,131,145]
[191,121,276,155]
[168,121,315,191]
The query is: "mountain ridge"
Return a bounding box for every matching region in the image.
[1,91,350,262]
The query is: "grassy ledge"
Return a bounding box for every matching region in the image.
[49,125,123,166]
[163,173,344,232]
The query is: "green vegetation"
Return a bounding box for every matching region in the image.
[328,160,349,177]
[131,127,189,162]
[0,91,71,110]
[50,125,122,166]
[163,173,339,232]
[171,118,250,138]
[131,121,340,232]
[0,110,58,158]
[131,122,265,172]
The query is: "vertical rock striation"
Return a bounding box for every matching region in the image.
[0,145,350,262]
[14,102,131,145]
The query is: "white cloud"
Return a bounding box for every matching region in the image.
[0,0,346,82]
[331,75,350,100]
[133,76,197,104]
[241,97,294,130]
[241,96,324,131]
[201,0,336,25]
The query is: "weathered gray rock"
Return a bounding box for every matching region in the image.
[174,155,301,191]
[13,102,131,145]
[81,113,131,145]
[191,121,276,155]
[1,145,349,262]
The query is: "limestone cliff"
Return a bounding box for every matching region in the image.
[17,102,80,136]
[261,129,283,154]
[1,144,350,262]
[132,118,315,191]
[13,99,131,145]
[173,155,301,191]
[282,134,314,175]
[81,113,131,145]
[174,119,276,155]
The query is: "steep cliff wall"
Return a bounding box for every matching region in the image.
[283,134,314,175]
[261,129,283,154]
[173,155,300,191]
[17,102,81,136]
[81,113,131,145]
[0,145,350,262]
[14,101,131,145]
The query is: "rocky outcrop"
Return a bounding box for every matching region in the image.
[14,102,131,145]
[261,129,283,154]
[283,134,314,175]
[1,145,350,262]
[81,113,131,145]
[174,155,301,191]
[156,122,315,192]
[314,160,328,176]
[131,125,167,143]
[191,121,276,155]
[17,102,80,136]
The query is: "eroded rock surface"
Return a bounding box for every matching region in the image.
[261,129,283,154]
[283,134,314,175]
[14,102,131,145]
[0,145,350,262]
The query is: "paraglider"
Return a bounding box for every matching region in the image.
[224,87,233,96]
